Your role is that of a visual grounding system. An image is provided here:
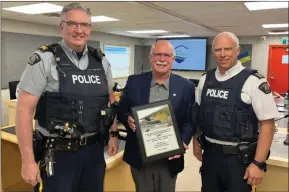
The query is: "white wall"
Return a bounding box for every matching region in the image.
[1,18,145,87]
[3,18,284,84]
[1,89,9,127]
[144,35,285,79]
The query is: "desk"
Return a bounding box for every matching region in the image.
[3,92,122,125]
[257,128,288,191]
[3,99,17,125]
[1,125,134,192]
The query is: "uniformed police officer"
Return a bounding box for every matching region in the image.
[192,32,280,192]
[15,3,119,192]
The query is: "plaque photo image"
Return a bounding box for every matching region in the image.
[131,100,184,164]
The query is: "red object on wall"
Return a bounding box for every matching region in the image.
[267,44,289,94]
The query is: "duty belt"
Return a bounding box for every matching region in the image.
[45,134,102,152]
[204,139,238,155]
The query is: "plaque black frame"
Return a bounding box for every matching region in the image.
[131,100,184,164]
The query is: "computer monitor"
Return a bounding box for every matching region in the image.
[156,37,208,71]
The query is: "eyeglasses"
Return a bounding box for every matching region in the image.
[62,21,91,30]
[151,53,174,59]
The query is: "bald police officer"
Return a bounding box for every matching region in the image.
[16,3,119,192]
[192,32,280,192]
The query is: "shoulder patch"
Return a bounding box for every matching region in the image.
[252,72,265,79]
[28,53,41,65]
[258,82,271,94]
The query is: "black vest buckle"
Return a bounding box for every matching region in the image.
[80,137,87,146]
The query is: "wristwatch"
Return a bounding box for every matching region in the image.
[252,159,267,172]
[109,130,119,137]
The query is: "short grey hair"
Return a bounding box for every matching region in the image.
[212,31,240,51]
[150,40,176,56]
[60,3,91,23]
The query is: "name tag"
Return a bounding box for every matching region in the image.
[206,88,229,100]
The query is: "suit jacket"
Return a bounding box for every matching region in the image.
[117,71,196,176]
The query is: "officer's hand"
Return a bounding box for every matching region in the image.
[21,161,41,186]
[168,143,189,160]
[108,137,119,156]
[127,116,136,132]
[193,137,202,162]
[243,163,264,185]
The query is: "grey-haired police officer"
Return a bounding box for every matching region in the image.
[192,32,280,192]
[15,3,119,192]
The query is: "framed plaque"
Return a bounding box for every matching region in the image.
[131,100,184,164]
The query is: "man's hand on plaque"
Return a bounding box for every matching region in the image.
[127,116,136,132]
[168,143,189,160]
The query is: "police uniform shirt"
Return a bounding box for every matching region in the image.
[17,40,113,98]
[17,40,113,136]
[195,61,280,145]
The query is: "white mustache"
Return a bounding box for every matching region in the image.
[156,61,168,65]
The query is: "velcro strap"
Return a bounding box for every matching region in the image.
[204,140,238,155]
[45,134,102,151]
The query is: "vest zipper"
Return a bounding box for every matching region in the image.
[57,66,66,77]
[78,100,83,125]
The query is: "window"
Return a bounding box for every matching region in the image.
[104,45,130,78]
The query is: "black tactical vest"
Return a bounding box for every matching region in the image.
[35,44,109,135]
[199,68,259,142]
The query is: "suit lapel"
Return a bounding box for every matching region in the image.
[139,72,152,105]
[169,73,178,107]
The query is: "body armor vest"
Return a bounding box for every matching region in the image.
[35,44,109,135]
[199,68,259,142]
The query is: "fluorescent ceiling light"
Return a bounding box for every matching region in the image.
[268,31,288,35]
[91,16,119,22]
[244,2,288,11]
[127,30,168,34]
[2,3,63,14]
[158,35,191,38]
[262,23,288,28]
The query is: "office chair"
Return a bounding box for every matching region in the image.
[8,81,20,100]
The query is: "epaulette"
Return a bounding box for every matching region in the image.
[88,46,104,61]
[252,70,265,79]
[96,48,105,58]
[38,45,51,52]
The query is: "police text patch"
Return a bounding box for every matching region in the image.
[28,53,41,65]
[258,82,271,94]
[206,88,230,100]
[72,75,101,84]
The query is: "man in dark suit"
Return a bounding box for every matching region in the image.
[117,40,196,192]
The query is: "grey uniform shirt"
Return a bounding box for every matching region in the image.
[17,40,114,136]
[18,40,113,96]
[149,76,170,103]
